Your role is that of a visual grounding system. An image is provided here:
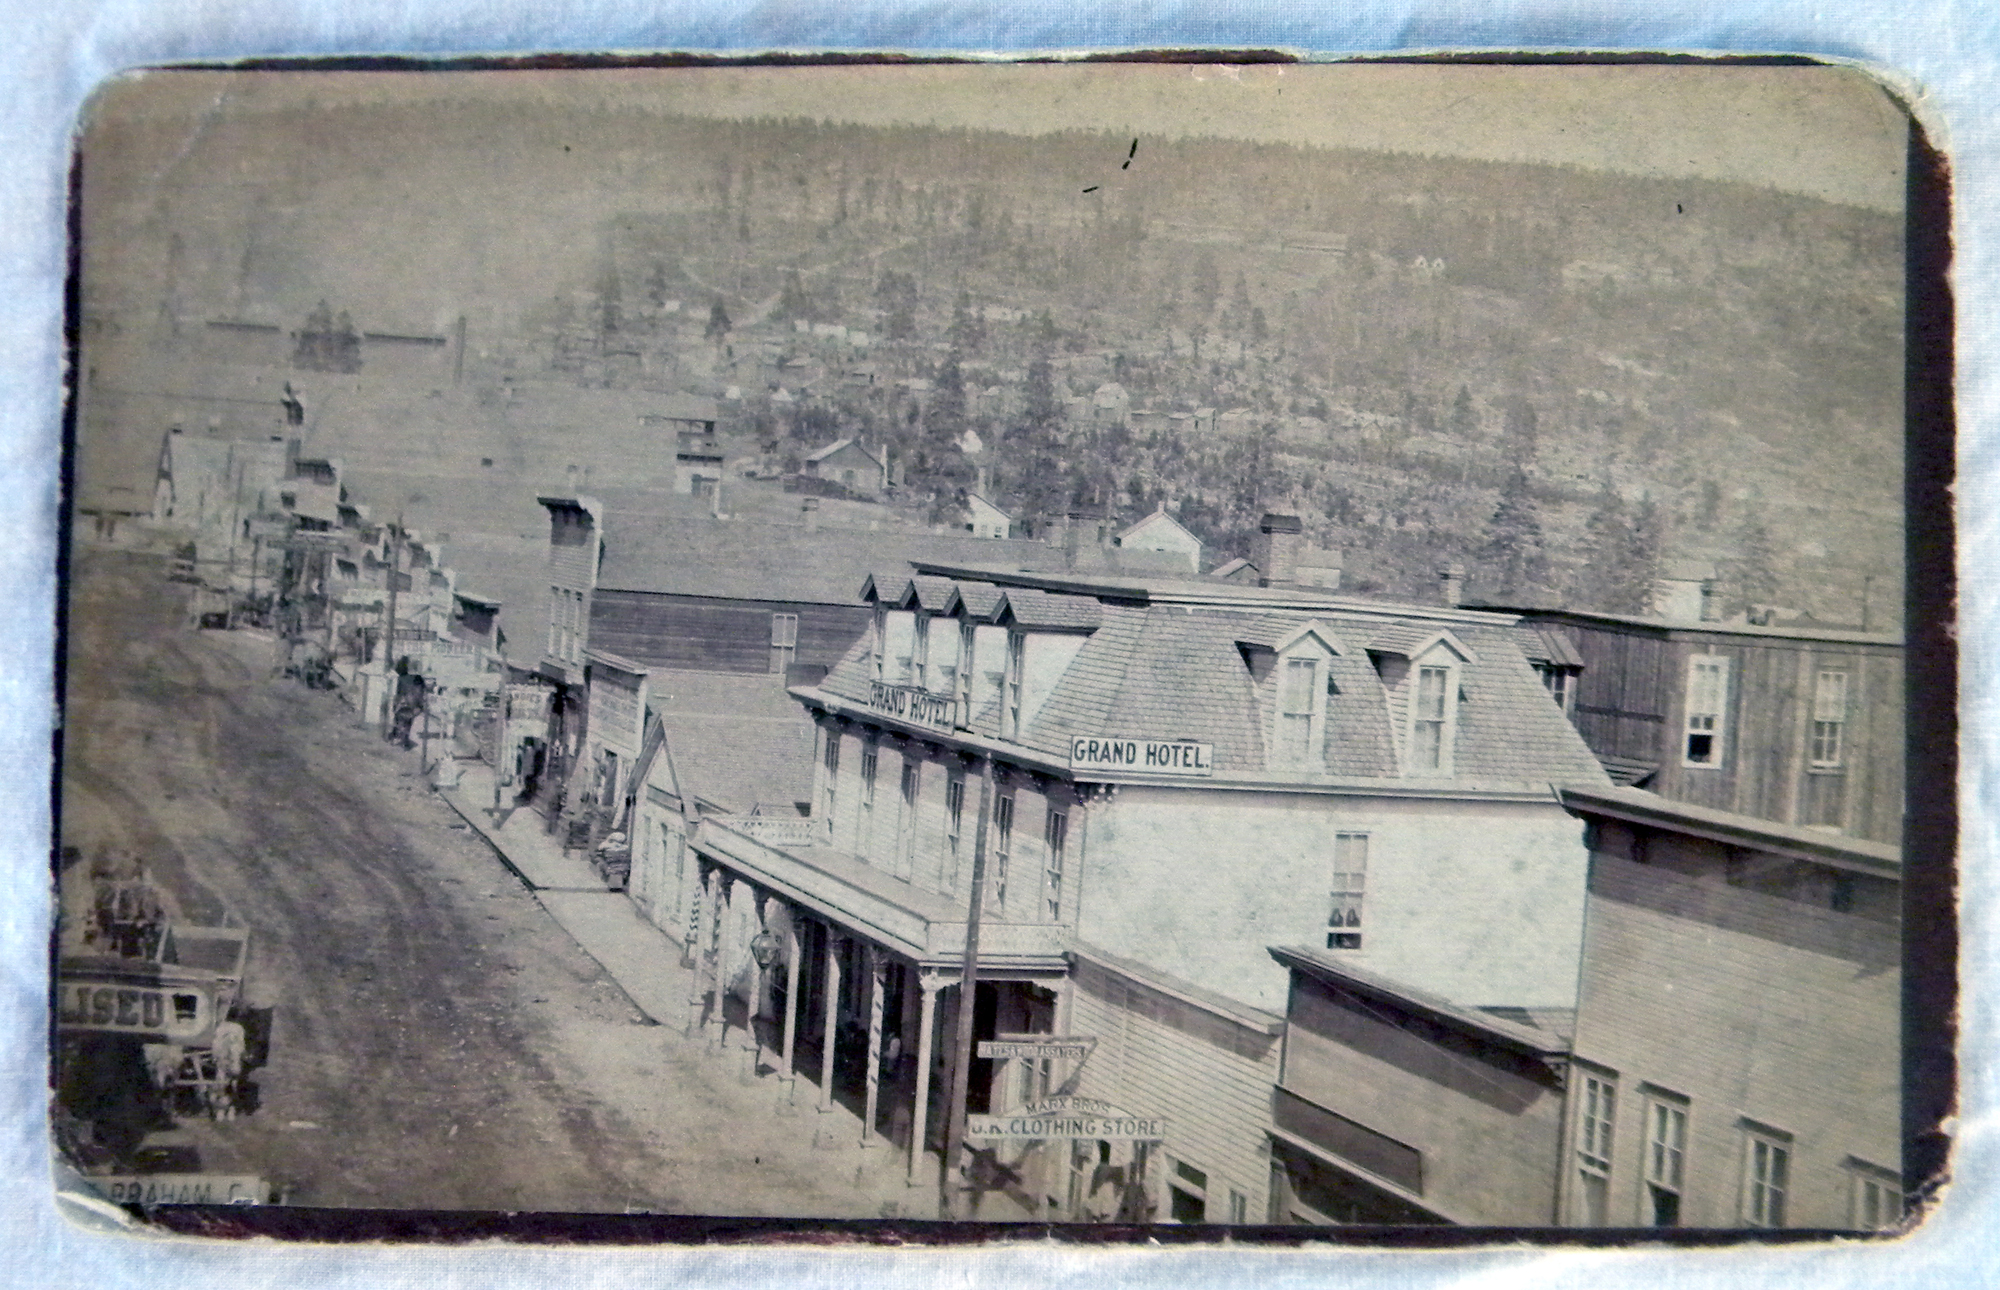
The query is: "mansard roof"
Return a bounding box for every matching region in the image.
[808,573,1612,789]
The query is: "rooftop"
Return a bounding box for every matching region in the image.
[1269,945,1575,1055]
[1471,603,1902,647]
[646,669,819,815]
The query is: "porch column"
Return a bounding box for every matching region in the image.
[711,872,735,1050]
[818,929,843,1112]
[683,860,709,1038]
[745,891,770,1077]
[908,973,942,1185]
[780,910,803,1084]
[861,946,886,1145]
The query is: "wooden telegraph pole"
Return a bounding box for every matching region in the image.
[379,515,402,736]
[939,755,995,1219]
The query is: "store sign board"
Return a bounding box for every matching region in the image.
[978,1035,1096,1061]
[56,975,215,1043]
[1069,737,1213,777]
[868,681,957,732]
[965,1095,1167,1141]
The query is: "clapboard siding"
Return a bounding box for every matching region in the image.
[1570,852,1900,1228]
[591,591,870,674]
[1542,616,1902,845]
[1069,958,1281,1222]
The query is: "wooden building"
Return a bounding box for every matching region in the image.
[678,552,1611,1220]
[803,438,888,499]
[1484,608,1903,845]
[1264,785,1902,1231]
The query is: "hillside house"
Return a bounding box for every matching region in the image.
[964,495,1014,541]
[804,439,888,499]
[1115,507,1203,574]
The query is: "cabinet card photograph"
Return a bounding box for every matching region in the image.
[59,60,1933,1238]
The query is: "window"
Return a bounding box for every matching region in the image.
[1811,669,1849,768]
[1277,656,1320,765]
[1741,1128,1791,1228]
[1539,665,1575,713]
[769,613,799,675]
[957,620,976,716]
[1642,1092,1689,1227]
[821,732,840,827]
[991,792,1015,910]
[1328,833,1367,950]
[1168,1160,1208,1224]
[1411,665,1451,771]
[932,617,959,698]
[1684,654,1730,767]
[1004,632,1026,739]
[944,773,966,889]
[1848,1161,1903,1231]
[1227,1189,1249,1225]
[897,759,921,878]
[1043,807,1069,920]
[860,741,879,855]
[911,615,930,690]
[872,607,887,681]
[1574,1074,1617,1225]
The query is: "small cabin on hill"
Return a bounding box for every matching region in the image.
[1116,507,1203,573]
[803,439,886,500]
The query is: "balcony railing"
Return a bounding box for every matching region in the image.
[721,814,820,849]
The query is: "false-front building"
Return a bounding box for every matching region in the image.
[674,563,1612,1220]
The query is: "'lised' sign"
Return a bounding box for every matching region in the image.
[966,1095,1168,1141]
[56,977,214,1043]
[868,681,958,732]
[1069,737,1214,777]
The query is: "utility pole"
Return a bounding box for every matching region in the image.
[379,514,402,736]
[940,756,995,1219]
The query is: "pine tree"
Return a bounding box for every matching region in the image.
[1476,470,1551,598]
[705,299,732,344]
[948,290,985,354]
[1731,516,1782,619]
[1023,353,1061,430]
[1449,384,1477,439]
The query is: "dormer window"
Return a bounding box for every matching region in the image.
[1366,626,1474,777]
[1411,665,1451,771]
[1003,631,1025,739]
[1276,656,1322,765]
[911,615,931,690]
[1259,620,1343,770]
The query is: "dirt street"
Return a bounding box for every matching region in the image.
[56,547,915,1216]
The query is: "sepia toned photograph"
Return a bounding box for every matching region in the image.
[58,61,1923,1233]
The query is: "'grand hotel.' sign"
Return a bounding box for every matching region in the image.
[867,681,958,732]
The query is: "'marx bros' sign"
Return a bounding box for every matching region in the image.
[1069,736,1214,778]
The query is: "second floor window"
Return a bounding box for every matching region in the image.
[1043,808,1069,921]
[1811,669,1849,768]
[821,732,840,824]
[1685,654,1730,767]
[991,793,1015,910]
[860,743,879,850]
[769,613,799,675]
[897,759,921,878]
[1643,1094,1689,1227]
[1574,1074,1616,1226]
[944,773,965,889]
[1742,1130,1790,1228]
[1327,833,1366,950]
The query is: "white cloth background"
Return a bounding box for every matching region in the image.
[5,3,1994,1286]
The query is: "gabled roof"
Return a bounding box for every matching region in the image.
[1364,623,1478,664]
[994,587,1104,632]
[644,669,818,815]
[1515,623,1585,669]
[805,437,882,467]
[1118,507,1200,547]
[955,581,1006,619]
[966,493,1011,519]
[1235,616,1346,656]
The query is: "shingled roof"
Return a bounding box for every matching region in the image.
[810,575,1613,789]
[646,669,818,815]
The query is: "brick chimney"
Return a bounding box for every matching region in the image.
[1251,513,1303,587]
[1439,563,1466,608]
